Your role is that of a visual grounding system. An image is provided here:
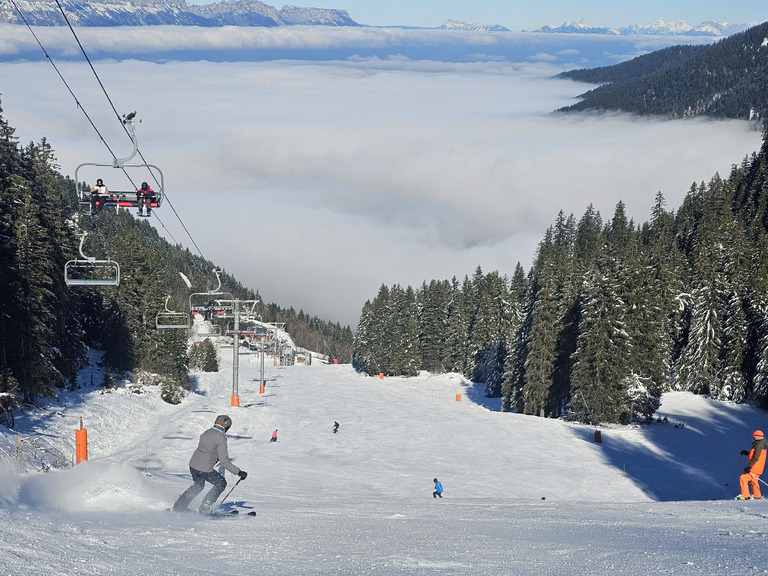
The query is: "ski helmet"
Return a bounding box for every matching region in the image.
[96,179,103,186]
[215,414,232,432]
[755,430,764,439]
[433,478,438,483]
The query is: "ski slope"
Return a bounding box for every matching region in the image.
[1,343,768,575]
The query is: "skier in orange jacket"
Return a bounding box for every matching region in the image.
[737,430,766,500]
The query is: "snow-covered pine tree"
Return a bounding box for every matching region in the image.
[569,266,631,424]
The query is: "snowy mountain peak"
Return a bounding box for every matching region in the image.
[536,19,619,35]
[437,18,510,32]
[533,18,751,37]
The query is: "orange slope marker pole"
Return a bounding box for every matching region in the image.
[75,417,88,464]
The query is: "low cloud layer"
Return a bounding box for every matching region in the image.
[0,29,760,327]
[0,24,716,67]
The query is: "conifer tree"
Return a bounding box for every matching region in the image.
[443,277,470,375]
[569,267,631,424]
[520,230,560,416]
[483,334,508,397]
[417,280,450,372]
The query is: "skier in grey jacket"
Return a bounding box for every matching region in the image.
[173,415,248,513]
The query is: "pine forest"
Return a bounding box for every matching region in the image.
[353,120,768,424]
[557,21,768,121]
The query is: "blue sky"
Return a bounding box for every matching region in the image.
[188,0,768,30]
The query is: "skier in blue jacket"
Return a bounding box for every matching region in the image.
[433,478,443,498]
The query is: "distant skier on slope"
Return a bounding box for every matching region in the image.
[173,415,248,514]
[270,429,278,442]
[736,429,766,500]
[433,478,443,498]
[333,421,339,433]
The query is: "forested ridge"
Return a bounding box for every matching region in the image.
[557,20,768,120]
[353,120,768,424]
[0,102,352,418]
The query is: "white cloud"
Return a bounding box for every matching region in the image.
[0,31,759,327]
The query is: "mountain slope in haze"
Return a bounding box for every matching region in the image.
[557,20,768,120]
[0,0,359,27]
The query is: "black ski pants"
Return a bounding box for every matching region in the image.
[174,467,227,510]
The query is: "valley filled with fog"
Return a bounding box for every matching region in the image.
[0,26,761,326]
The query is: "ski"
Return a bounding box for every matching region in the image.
[166,507,256,517]
[208,509,240,517]
[209,509,257,517]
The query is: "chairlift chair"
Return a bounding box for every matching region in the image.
[75,113,164,216]
[156,295,191,330]
[193,321,222,338]
[189,269,234,317]
[65,233,120,287]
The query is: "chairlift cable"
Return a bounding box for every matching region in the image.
[7,0,120,162]
[52,0,208,261]
[53,0,126,133]
[12,0,209,262]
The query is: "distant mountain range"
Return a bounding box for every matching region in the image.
[533,18,754,37]
[437,18,510,32]
[0,0,359,27]
[0,1,759,34]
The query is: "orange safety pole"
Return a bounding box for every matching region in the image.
[379,373,384,379]
[75,417,88,464]
[231,395,240,407]
[259,384,265,394]
[455,394,461,402]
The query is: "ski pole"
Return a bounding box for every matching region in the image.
[219,477,242,505]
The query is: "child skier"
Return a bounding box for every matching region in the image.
[433,478,443,498]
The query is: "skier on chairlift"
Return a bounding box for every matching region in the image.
[137,181,155,217]
[90,178,109,214]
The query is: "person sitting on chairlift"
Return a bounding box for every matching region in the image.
[137,181,155,217]
[90,178,109,214]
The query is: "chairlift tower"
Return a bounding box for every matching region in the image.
[229,297,259,407]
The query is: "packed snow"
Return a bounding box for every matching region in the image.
[1,338,767,575]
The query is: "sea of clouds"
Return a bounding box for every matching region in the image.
[0,25,760,326]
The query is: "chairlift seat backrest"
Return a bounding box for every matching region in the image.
[65,258,120,287]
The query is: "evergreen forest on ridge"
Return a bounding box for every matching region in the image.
[0,101,352,418]
[353,120,768,424]
[557,21,768,120]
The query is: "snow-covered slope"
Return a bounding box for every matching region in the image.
[1,344,767,574]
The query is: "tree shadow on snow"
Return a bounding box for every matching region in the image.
[592,397,767,502]
[462,381,503,412]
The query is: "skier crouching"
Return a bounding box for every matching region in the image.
[173,415,248,514]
